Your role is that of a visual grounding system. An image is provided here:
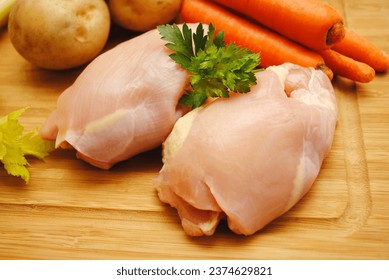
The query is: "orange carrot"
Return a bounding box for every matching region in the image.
[180,0,333,79]
[331,28,389,72]
[212,0,345,51]
[319,49,375,83]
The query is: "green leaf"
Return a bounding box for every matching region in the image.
[19,130,55,159]
[3,162,30,183]
[213,29,225,48]
[157,23,194,69]
[179,90,208,109]
[193,23,207,54]
[157,22,262,109]
[0,107,55,184]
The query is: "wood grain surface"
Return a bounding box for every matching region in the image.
[1,0,388,259]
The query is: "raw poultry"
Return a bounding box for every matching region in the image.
[155,63,338,236]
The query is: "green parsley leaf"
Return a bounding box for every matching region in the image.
[157,23,194,70]
[0,107,55,184]
[157,23,262,108]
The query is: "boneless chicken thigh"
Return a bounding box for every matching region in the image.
[40,25,195,169]
[155,63,338,236]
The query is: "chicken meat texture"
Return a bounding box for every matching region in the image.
[40,24,194,169]
[155,63,338,236]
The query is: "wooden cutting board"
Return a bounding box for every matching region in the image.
[1,0,388,259]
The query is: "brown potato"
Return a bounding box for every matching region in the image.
[108,0,181,32]
[8,0,110,70]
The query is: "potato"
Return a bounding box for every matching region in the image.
[108,0,181,32]
[8,0,110,70]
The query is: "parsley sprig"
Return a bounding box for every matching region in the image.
[157,23,261,108]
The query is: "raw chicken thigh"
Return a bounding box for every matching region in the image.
[155,63,338,236]
[40,25,193,169]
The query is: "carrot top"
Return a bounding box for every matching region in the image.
[157,23,261,108]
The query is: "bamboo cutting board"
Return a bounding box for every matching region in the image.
[1,0,389,259]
